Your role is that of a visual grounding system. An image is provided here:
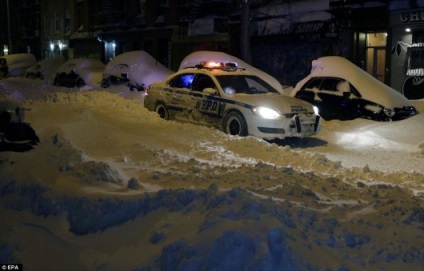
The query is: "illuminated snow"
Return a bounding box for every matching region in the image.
[0,63,424,270]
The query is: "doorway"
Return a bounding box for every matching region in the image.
[365,32,387,83]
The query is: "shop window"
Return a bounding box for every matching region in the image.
[404,31,424,76]
[405,46,424,76]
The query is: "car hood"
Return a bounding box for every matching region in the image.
[227,93,315,114]
[292,56,414,109]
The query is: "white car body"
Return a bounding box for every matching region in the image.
[54,58,105,88]
[0,53,36,79]
[144,62,320,140]
[101,51,173,91]
[291,56,418,121]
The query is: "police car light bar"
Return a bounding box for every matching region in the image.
[196,61,239,70]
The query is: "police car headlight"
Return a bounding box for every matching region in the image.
[252,107,281,119]
[313,106,319,115]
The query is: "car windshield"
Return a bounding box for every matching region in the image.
[216,75,279,95]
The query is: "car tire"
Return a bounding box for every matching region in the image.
[101,79,110,88]
[222,111,248,136]
[76,78,85,88]
[155,103,170,120]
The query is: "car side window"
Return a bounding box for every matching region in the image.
[349,84,362,98]
[191,74,216,92]
[303,78,322,90]
[320,78,340,92]
[168,73,195,89]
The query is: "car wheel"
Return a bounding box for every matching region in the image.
[53,78,60,86]
[76,78,85,88]
[101,79,110,88]
[222,111,248,136]
[155,103,170,120]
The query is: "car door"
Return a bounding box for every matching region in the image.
[295,78,321,105]
[166,73,195,113]
[316,78,360,120]
[189,74,221,125]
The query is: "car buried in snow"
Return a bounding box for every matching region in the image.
[144,61,321,140]
[25,57,65,80]
[290,56,418,121]
[101,50,173,91]
[53,58,105,88]
[0,53,36,79]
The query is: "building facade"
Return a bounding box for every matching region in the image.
[0,0,41,59]
[389,5,424,98]
[1,0,424,96]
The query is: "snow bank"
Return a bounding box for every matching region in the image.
[0,71,424,271]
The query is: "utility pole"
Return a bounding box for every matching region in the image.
[7,0,12,54]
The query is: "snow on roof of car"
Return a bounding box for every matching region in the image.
[57,58,105,73]
[299,56,413,108]
[104,50,173,86]
[1,53,36,63]
[1,53,36,71]
[26,57,65,77]
[178,51,284,93]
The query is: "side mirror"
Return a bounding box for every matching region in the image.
[203,87,217,95]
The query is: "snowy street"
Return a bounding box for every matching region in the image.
[0,78,423,271]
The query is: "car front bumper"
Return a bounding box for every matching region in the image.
[250,114,321,140]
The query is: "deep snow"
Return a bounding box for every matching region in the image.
[0,76,423,271]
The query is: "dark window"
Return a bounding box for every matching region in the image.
[303,78,322,90]
[405,46,424,76]
[320,78,340,92]
[192,74,216,91]
[168,73,194,88]
[216,75,278,94]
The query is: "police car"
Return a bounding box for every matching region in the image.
[144,61,321,140]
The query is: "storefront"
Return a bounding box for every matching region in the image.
[390,8,424,99]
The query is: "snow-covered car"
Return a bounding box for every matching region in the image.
[101,50,173,91]
[144,61,321,140]
[0,53,36,79]
[291,56,418,121]
[53,58,105,88]
[25,57,65,80]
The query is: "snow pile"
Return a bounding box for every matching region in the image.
[0,77,423,271]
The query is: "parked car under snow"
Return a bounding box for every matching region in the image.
[25,57,65,80]
[101,50,173,91]
[53,58,105,88]
[0,53,36,79]
[291,56,418,121]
